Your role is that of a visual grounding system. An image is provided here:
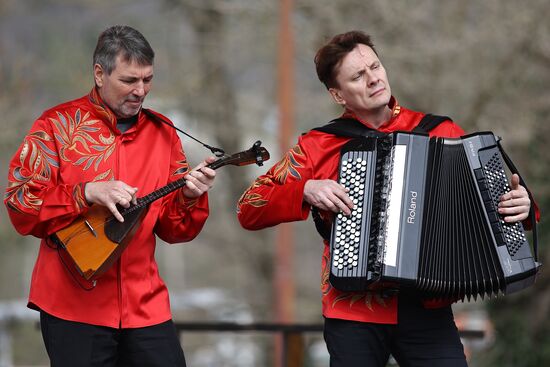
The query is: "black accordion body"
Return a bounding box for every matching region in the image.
[329,131,540,300]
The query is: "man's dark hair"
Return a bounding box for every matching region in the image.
[314,31,377,89]
[93,25,154,75]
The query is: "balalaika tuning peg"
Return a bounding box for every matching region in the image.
[252,140,265,166]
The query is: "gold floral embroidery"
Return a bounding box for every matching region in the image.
[323,254,388,310]
[6,108,116,213]
[5,131,59,212]
[177,190,199,209]
[330,290,388,310]
[237,145,305,211]
[237,177,272,210]
[93,169,114,182]
[173,159,190,176]
[321,252,332,296]
[172,159,193,207]
[73,183,88,210]
[272,145,304,184]
[50,109,115,170]
[88,87,117,127]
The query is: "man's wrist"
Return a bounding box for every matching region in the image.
[83,182,93,206]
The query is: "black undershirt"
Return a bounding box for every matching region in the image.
[116,114,138,133]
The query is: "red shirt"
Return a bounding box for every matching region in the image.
[5,88,209,328]
[237,98,464,324]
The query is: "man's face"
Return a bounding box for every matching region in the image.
[94,54,153,119]
[329,44,391,117]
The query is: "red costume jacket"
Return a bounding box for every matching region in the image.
[4,88,209,328]
[237,98,465,324]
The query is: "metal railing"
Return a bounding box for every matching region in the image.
[175,322,484,367]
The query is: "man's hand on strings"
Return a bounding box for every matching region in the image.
[182,156,217,199]
[85,181,138,222]
[303,179,354,215]
[498,174,530,223]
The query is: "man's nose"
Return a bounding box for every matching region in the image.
[365,70,378,87]
[133,82,145,97]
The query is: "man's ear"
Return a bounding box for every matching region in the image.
[93,64,104,88]
[329,88,345,106]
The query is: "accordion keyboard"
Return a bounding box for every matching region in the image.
[329,137,392,290]
[478,150,530,260]
[331,152,373,275]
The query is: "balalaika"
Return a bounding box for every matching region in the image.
[329,132,540,300]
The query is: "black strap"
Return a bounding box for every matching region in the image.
[142,108,226,157]
[497,140,539,263]
[313,114,451,138]
[312,118,385,138]
[311,207,331,241]
[310,113,451,241]
[412,114,452,133]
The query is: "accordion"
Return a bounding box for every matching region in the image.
[329,131,540,300]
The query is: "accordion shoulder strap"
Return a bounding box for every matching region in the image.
[412,113,452,133]
[497,141,539,262]
[309,113,450,241]
[311,118,386,138]
[311,207,331,242]
[312,113,451,137]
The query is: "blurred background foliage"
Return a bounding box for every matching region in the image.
[0,0,548,366]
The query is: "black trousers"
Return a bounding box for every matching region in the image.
[40,312,186,367]
[324,294,468,367]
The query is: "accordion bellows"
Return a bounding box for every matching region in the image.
[329,132,540,300]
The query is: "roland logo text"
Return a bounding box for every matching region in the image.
[407,191,418,224]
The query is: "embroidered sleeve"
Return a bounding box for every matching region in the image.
[237,137,313,230]
[4,117,91,238]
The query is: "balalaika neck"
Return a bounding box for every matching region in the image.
[118,176,188,217]
[118,159,226,217]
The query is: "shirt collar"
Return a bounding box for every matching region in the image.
[88,87,117,129]
[88,87,143,133]
[341,96,401,129]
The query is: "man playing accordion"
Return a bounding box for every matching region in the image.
[237,31,533,367]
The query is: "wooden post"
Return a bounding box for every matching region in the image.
[275,0,295,366]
